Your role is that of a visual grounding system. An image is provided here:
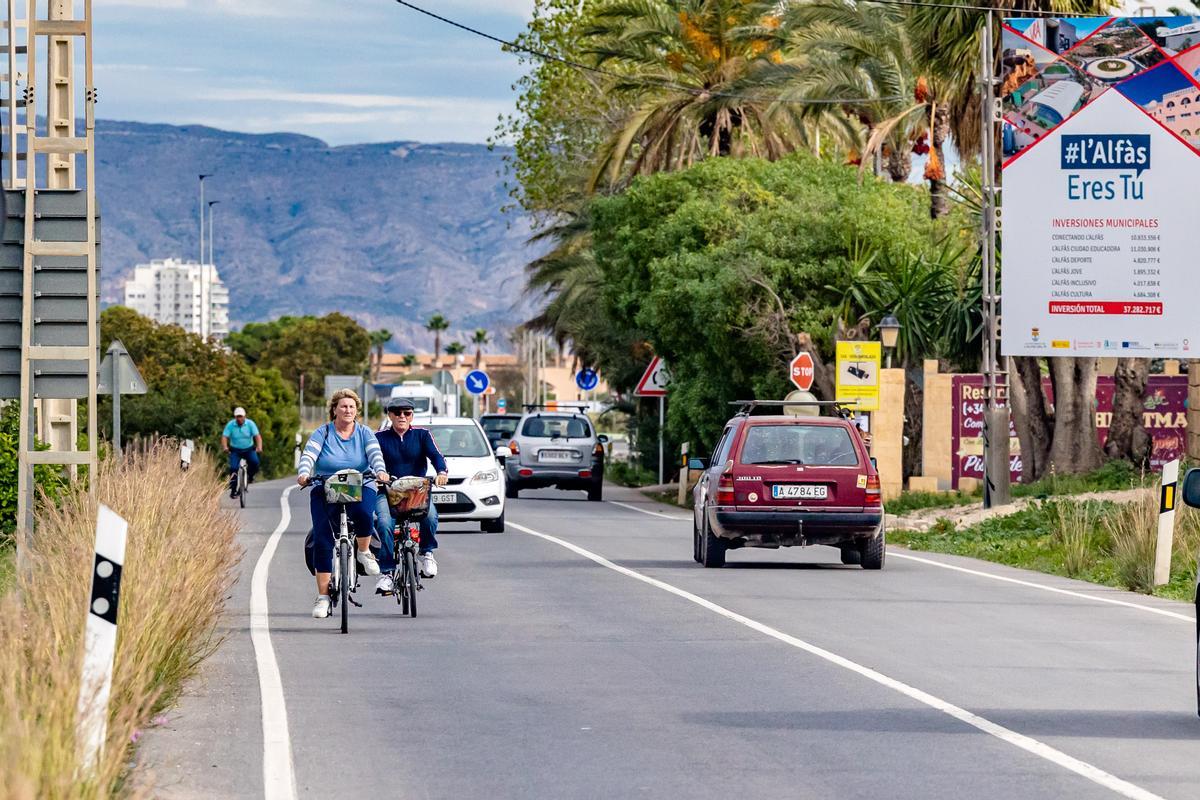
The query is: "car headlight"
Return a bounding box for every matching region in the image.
[470,469,500,484]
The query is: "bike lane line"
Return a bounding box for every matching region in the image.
[250,484,299,800]
[508,519,1168,800]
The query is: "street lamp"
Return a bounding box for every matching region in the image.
[206,200,221,340]
[878,314,901,368]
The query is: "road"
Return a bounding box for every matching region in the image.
[138,479,1200,800]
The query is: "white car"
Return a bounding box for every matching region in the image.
[421,416,508,532]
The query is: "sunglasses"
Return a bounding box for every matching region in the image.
[391,409,414,417]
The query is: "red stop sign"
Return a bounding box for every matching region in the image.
[790,352,815,391]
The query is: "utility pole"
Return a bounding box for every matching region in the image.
[206,199,219,339]
[980,11,1011,508]
[198,173,211,339]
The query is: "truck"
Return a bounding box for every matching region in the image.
[389,379,459,420]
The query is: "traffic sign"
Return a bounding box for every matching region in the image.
[634,357,671,397]
[497,398,507,410]
[96,341,147,395]
[790,352,815,392]
[576,367,599,391]
[464,369,489,395]
[835,341,880,411]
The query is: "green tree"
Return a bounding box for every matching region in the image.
[426,314,450,358]
[0,403,68,539]
[445,342,466,357]
[471,328,490,368]
[100,307,299,478]
[370,328,393,381]
[228,313,371,398]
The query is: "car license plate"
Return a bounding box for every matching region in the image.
[432,492,456,504]
[538,450,577,463]
[772,484,827,500]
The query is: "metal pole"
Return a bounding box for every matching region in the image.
[658,395,664,485]
[111,354,121,458]
[207,199,219,339]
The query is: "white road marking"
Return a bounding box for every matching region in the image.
[510,520,1168,800]
[889,551,1194,623]
[606,499,692,520]
[250,485,299,800]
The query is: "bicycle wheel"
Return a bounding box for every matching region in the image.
[339,542,351,633]
[238,464,246,508]
[403,550,418,618]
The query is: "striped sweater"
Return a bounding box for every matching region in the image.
[297,422,386,479]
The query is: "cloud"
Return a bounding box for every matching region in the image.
[200,88,495,111]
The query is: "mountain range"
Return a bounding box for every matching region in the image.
[94,119,542,351]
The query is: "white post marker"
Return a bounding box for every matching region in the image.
[1155,458,1180,587]
[77,505,129,772]
[180,439,193,471]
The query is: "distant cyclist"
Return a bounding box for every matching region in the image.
[373,398,448,594]
[222,406,262,498]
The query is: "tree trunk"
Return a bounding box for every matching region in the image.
[927,105,951,219]
[796,331,836,401]
[1103,357,1149,463]
[886,145,912,182]
[1048,357,1103,474]
[1008,355,1052,482]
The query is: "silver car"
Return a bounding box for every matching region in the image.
[504,408,607,501]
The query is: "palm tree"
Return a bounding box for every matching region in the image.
[581,0,806,190]
[369,328,392,381]
[471,328,490,368]
[445,342,466,358]
[426,314,449,359]
[402,353,417,369]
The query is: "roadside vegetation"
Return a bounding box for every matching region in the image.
[0,444,240,797]
[892,493,1200,602]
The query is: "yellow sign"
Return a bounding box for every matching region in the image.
[835,341,881,411]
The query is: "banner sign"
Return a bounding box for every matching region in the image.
[835,341,881,411]
[950,374,1187,488]
[1001,15,1200,359]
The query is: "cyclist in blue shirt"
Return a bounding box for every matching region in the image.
[222,406,262,498]
[373,399,448,593]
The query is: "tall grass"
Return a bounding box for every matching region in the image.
[1053,500,1094,578]
[1102,490,1158,594]
[0,443,240,798]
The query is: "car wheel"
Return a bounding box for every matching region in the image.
[700,516,726,568]
[858,523,885,570]
[482,510,505,533]
[587,479,603,502]
[505,481,519,499]
[839,546,861,566]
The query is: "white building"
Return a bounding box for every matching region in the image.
[123,257,230,339]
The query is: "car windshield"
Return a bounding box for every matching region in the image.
[393,396,432,414]
[521,415,591,439]
[739,424,858,466]
[481,416,519,439]
[428,425,491,457]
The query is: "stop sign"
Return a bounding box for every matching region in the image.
[790,352,815,391]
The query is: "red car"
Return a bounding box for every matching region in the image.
[690,406,884,569]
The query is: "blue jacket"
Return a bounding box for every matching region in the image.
[375,426,448,479]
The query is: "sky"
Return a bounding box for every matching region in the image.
[93,0,533,146]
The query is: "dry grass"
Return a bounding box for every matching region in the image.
[1103,489,1159,594]
[0,443,241,799]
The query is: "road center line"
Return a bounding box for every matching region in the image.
[889,551,1194,623]
[509,520,1167,800]
[250,485,299,800]
[605,499,692,520]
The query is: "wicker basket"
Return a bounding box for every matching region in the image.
[386,476,431,520]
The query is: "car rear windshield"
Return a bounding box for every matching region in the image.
[428,425,490,457]
[481,416,519,439]
[739,424,858,466]
[521,415,591,439]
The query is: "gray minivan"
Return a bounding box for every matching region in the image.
[504,408,607,501]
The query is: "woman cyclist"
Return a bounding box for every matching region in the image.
[297,389,389,619]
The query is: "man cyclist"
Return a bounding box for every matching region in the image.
[222,406,262,497]
[374,399,448,593]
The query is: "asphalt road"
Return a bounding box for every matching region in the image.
[139,479,1200,800]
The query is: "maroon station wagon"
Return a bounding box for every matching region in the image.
[690,410,884,569]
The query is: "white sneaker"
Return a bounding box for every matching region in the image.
[357,549,381,576]
[311,595,331,619]
[375,574,395,595]
[418,552,438,578]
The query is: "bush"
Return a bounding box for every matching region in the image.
[0,443,240,797]
[0,402,70,540]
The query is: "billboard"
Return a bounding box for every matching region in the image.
[1001,15,1200,359]
[950,374,1187,487]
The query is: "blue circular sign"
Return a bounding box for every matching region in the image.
[465,369,490,395]
[576,368,599,391]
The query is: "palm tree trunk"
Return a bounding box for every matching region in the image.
[927,104,951,219]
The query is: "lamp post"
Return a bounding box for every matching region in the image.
[198,174,212,340]
[878,314,901,368]
[206,200,220,339]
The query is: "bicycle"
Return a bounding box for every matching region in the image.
[306,470,368,633]
[235,457,249,508]
[384,477,431,618]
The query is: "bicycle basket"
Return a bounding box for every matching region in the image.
[324,469,364,504]
[386,476,431,520]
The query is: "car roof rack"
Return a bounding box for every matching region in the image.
[522,403,589,413]
[728,400,857,419]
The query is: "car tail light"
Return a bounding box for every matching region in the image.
[716,463,735,505]
[578,469,592,479]
[865,474,881,505]
[518,468,533,478]
[593,442,604,456]
[508,439,520,455]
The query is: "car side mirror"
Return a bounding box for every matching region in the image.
[688,457,708,470]
[495,446,512,459]
[597,434,609,444]
[1182,468,1200,508]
